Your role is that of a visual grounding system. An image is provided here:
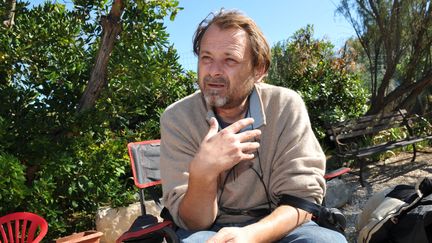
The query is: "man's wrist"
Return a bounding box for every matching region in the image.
[189,156,220,182]
[241,223,269,243]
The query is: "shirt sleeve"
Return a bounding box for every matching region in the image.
[159,108,198,229]
[268,91,326,204]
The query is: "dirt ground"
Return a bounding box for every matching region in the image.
[338,148,432,243]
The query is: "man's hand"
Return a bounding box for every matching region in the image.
[179,117,261,230]
[206,227,255,243]
[206,206,312,243]
[179,118,261,230]
[191,117,261,179]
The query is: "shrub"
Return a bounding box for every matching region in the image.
[0,153,28,213]
[268,25,369,141]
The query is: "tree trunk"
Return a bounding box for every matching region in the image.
[3,0,16,28]
[368,70,432,114]
[77,0,124,113]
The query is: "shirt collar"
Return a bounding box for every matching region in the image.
[206,85,266,131]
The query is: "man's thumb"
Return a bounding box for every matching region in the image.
[206,117,219,137]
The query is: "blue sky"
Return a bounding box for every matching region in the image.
[30,0,356,71]
[165,0,356,70]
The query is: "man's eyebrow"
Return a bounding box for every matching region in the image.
[199,50,212,55]
[225,51,239,57]
[199,49,242,58]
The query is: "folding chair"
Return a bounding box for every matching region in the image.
[116,140,178,243]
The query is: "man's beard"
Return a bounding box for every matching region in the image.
[204,91,228,108]
[201,75,255,109]
[201,76,229,108]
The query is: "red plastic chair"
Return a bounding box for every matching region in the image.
[0,212,48,243]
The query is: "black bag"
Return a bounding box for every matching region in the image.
[279,194,346,235]
[118,213,178,243]
[357,177,432,243]
[388,193,432,243]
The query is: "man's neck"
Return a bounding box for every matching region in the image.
[214,99,249,124]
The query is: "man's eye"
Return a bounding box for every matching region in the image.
[226,58,238,65]
[200,56,212,62]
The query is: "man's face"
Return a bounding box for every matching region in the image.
[197,24,259,109]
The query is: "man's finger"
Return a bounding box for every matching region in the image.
[241,141,260,154]
[241,153,256,161]
[223,118,254,134]
[205,117,219,139]
[237,129,261,142]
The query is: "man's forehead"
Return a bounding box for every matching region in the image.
[200,25,250,54]
[204,24,247,38]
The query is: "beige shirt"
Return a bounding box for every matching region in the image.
[160,83,326,229]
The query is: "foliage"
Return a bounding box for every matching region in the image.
[0,152,28,213]
[268,25,369,140]
[337,0,432,115]
[25,131,136,237]
[0,0,195,239]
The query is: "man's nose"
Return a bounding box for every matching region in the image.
[208,60,223,77]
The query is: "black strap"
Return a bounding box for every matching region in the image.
[279,194,347,235]
[278,194,322,217]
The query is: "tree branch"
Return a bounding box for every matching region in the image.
[77,0,125,113]
[397,71,432,111]
[3,0,16,28]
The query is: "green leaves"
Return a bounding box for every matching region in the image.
[268,26,368,140]
[0,0,194,240]
[0,153,28,213]
[337,0,432,114]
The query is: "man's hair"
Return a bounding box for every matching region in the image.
[193,9,271,73]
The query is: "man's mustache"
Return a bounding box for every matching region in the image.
[203,76,227,84]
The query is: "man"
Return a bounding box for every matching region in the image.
[160,9,347,243]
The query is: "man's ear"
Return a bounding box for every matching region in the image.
[254,66,266,83]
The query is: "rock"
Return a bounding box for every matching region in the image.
[325,178,352,208]
[96,201,162,243]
